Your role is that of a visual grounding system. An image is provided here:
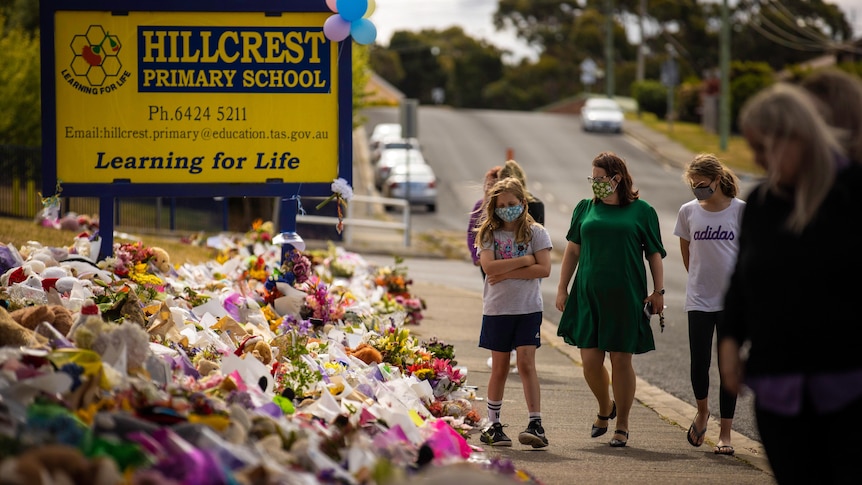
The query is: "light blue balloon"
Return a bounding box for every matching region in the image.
[337,0,368,22]
[350,18,377,45]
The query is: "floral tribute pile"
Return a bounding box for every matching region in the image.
[0,222,543,484]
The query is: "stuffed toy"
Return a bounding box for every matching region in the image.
[346,343,383,365]
[0,307,48,347]
[10,305,74,336]
[197,358,220,376]
[233,334,273,365]
[0,443,121,485]
[150,247,172,273]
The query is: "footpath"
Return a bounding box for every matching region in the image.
[340,120,775,484]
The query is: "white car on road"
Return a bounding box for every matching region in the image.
[580,97,624,133]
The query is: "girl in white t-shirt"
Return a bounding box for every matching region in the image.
[474,176,552,448]
[674,153,745,456]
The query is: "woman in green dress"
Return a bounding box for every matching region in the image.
[555,151,666,447]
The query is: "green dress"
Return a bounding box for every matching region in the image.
[557,198,666,354]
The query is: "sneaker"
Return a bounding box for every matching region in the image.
[480,423,512,447]
[518,420,549,448]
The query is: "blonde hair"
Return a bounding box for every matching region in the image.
[474,177,535,251]
[499,159,537,202]
[739,82,842,233]
[683,153,740,198]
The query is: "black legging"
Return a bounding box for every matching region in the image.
[688,310,737,419]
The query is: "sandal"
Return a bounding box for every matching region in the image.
[714,445,735,456]
[590,401,617,438]
[686,414,707,447]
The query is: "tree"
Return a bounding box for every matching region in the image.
[729,60,774,131]
[424,27,504,108]
[369,45,405,87]
[0,0,38,32]
[0,17,41,145]
[352,43,372,128]
[732,0,853,70]
[387,31,447,104]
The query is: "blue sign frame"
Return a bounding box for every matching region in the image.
[40,0,353,259]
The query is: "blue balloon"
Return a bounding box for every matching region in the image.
[350,18,377,45]
[337,0,368,22]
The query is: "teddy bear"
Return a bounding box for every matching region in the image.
[0,307,48,347]
[10,305,74,336]
[345,343,383,365]
[0,443,121,485]
[233,334,273,365]
[150,246,172,273]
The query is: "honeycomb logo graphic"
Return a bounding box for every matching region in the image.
[69,25,122,87]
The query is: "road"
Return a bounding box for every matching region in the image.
[361,106,762,442]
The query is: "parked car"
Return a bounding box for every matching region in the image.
[580,97,624,133]
[370,136,421,164]
[373,148,427,189]
[381,162,438,212]
[368,123,401,151]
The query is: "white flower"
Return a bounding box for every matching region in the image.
[331,178,354,202]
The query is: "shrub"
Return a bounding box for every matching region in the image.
[631,80,668,119]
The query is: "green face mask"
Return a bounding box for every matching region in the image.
[591,180,615,199]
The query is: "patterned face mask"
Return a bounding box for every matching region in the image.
[495,204,524,222]
[591,180,615,199]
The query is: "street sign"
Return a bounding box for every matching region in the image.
[661,58,679,87]
[580,58,597,85]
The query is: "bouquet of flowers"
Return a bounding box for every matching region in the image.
[101,241,154,278]
[367,326,422,369]
[246,219,274,244]
[407,357,467,399]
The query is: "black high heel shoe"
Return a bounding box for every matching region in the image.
[609,429,629,447]
[590,401,617,438]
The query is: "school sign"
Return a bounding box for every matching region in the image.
[40,0,353,257]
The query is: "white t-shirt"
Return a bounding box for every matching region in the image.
[479,224,553,316]
[673,198,745,312]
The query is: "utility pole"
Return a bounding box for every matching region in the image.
[400,99,418,247]
[636,0,646,82]
[719,0,730,151]
[605,0,615,97]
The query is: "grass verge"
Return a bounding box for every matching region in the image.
[633,112,763,176]
[0,216,216,265]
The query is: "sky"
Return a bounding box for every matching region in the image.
[369,0,861,64]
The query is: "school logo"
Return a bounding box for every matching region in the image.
[64,25,131,94]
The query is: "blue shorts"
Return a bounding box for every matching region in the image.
[479,312,543,352]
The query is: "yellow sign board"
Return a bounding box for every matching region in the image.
[53,10,339,184]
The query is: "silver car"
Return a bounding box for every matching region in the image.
[368,122,401,151]
[580,97,624,133]
[370,136,421,164]
[381,162,438,212]
[373,147,426,189]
